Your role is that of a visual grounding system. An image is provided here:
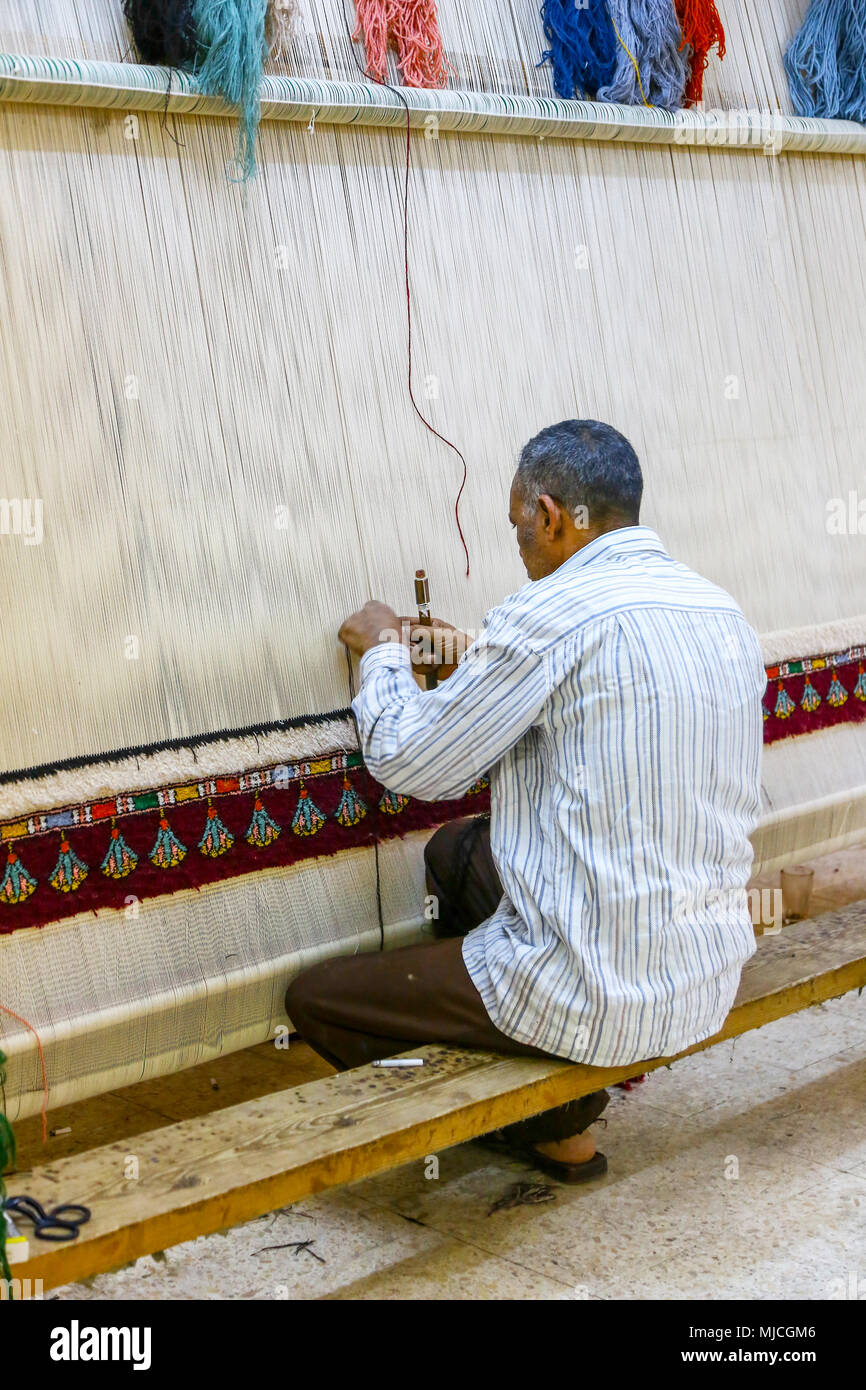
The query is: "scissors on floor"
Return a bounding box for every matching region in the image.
[3,1195,91,1242]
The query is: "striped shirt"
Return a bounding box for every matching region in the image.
[354,526,765,1065]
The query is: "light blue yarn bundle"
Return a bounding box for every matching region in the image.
[598,0,690,110]
[785,0,866,122]
[192,0,269,179]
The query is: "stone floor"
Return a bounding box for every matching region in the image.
[41,844,866,1300]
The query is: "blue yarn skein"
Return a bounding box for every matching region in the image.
[599,0,689,110]
[841,3,866,121]
[193,0,268,179]
[786,0,866,123]
[540,0,618,99]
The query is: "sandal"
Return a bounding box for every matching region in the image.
[475,1129,608,1184]
[509,1141,608,1185]
[474,1089,610,1184]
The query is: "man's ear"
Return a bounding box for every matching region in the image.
[537,493,563,540]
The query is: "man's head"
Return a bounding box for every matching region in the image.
[510,419,643,581]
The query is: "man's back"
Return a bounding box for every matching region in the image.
[461,526,766,1065]
[341,422,766,1165]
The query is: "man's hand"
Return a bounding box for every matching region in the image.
[338,601,401,659]
[398,616,472,682]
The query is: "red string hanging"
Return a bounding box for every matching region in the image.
[0,1004,49,1143]
[346,2,470,573]
[676,0,726,105]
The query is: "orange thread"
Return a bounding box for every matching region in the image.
[675,0,726,106]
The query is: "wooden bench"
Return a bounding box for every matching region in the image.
[7,901,866,1293]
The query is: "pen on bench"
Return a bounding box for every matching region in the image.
[372,1058,425,1067]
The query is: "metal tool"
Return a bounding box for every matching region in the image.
[414,569,438,690]
[3,1195,91,1243]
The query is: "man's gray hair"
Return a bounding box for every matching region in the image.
[516,419,643,527]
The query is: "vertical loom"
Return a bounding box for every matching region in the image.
[0,0,864,1120]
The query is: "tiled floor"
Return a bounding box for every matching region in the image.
[45,844,866,1300]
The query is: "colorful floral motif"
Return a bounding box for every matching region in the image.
[101,822,139,879]
[827,669,848,708]
[335,776,367,828]
[49,838,89,892]
[0,766,491,931]
[754,645,866,746]
[149,817,187,868]
[774,680,796,718]
[0,849,36,904]
[198,801,234,858]
[292,781,326,837]
[246,796,281,847]
[800,677,821,713]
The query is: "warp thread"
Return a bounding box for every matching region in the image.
[342,4,470,571]
[599,0,690,109]
[675,0,726,104]
[352,1,452,88]
[265,0,298,61]
[0,1007,48,1144]
[785,0,866,122]
[122,0,197,66]
[540,0,618,99]
[0,1050,14,1292]
[192,0,269,179]
[345,648,384,950]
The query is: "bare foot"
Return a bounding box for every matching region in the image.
[534,1130,597,1165]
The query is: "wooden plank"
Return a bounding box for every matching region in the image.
[11,1042,334,1168]
[9,902,866,1293]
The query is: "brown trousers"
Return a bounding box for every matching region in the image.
[285,815,608,1143]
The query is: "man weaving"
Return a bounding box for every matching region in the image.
[287,419,765,1183]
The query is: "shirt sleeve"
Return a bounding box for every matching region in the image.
[352,611,548,801]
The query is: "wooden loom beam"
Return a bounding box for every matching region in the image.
[1,54,866,155]
[7,902,866,1292]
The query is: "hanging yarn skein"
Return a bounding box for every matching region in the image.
[352,0,452,87]
[265,0,298,61]
[192,0,269,179]
[122,0,198,66]
[675,0,726,104]
[540,0,618,99]
[599,0,690,109]
[785,0,866,123]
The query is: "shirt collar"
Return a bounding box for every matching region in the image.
[560,525,668,575]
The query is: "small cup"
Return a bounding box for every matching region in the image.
[781,865,814,924]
